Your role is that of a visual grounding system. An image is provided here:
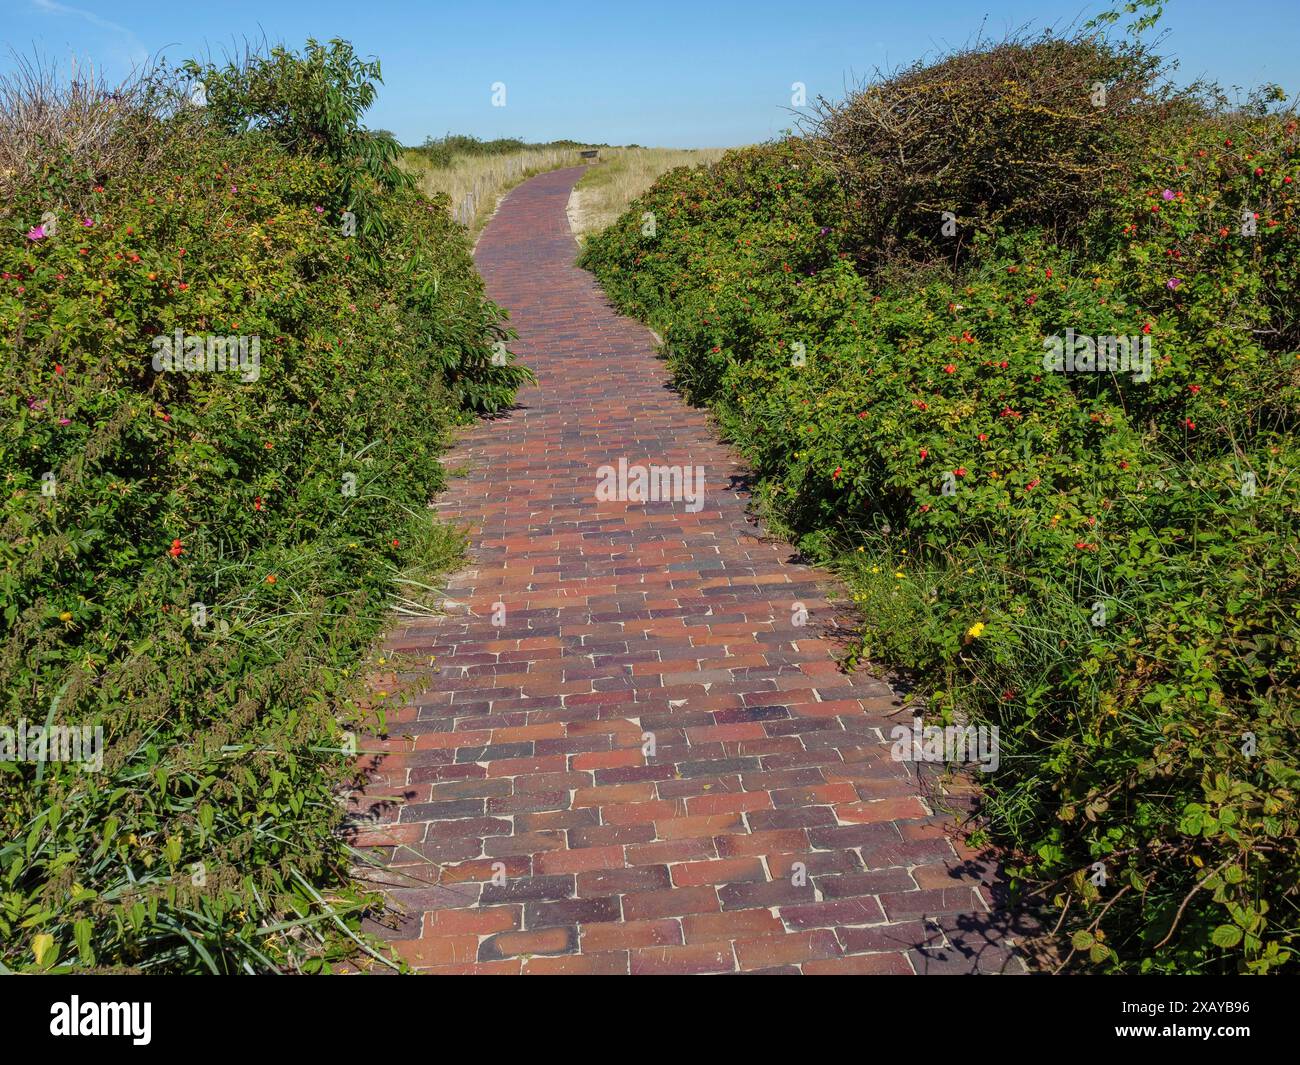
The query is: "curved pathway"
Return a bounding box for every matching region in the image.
[349,166,1029,974]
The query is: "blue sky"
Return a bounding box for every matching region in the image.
[4,0,1298,147]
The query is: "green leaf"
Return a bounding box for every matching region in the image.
[32,933,56,967]
[1211,924,1243,948]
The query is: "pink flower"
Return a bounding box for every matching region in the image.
[1161,189,1175,201]
[1166,277,1182,290]
[26,225,47,241]
[82,217,95,227]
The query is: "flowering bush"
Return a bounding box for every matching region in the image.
[0,48,529,971]
[581,59,1299,972]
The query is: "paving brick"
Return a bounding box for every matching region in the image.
[580,918,683,953]
[523,951,630,975]
[779,897,886,929]
[623,886,720,921]
[392,936,478,968]
[682,909,786,943]
[879,887,985,919]
[838,921,943,954]
[817,869,917,897]
[670,857,766,888]
[422,907,521,937]
[804,953,913,975]
[734,930,842,970]
[478,875,574,905]
[630,944,736,975]
[533,845,625,876]
[524,896,622,929]
[577,865,672,896]
[718,878,816,911]
[478,926,578,961]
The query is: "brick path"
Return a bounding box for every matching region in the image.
[349,167,1029,974]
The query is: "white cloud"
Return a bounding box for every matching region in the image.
[30,0,150,68]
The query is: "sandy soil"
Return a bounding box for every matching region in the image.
[565,185,588,239]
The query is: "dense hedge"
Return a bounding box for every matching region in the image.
[412,134,595,168]
[0,46,529,971]
[581,38,1300,972]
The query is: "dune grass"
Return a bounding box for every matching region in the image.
[401,146,583,235]
[569,146,731,240]
[400,144,734,240]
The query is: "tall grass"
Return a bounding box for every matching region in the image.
[569,147,731,239]
[401,146,583,233]
[400,143,735,239]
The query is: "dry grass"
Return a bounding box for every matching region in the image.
[0,53,190,207]
[568,146,731,240]
[401,147,582,235]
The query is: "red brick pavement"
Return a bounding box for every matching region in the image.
[348,167,1029,974]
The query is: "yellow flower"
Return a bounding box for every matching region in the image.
[870,566,880,574]
[966,622,986,638]
[59,611,72,621]
[894,571,905,579]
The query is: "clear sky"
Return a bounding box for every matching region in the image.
[4,0,1298,147]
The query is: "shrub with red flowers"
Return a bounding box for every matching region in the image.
[0,43,529,972]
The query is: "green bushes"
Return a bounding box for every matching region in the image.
[411,134,594,169]
[581,34,1299,972]
[0,45,529,971]
[188,39,411,245]
[808,31,1176,269]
